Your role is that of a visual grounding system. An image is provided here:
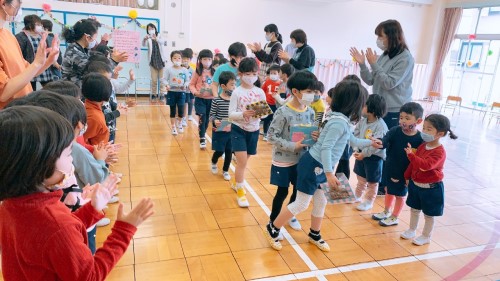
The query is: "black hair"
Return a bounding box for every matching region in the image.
[23,14,41,31]
[400,102,424,120]
[366,94,387,118]
[228,42,247,57]
[82,73,112,102]
[218,58,228,65]
[342,74,361,83]
[5,90,87,128]
[266,64,281,75]
[0,106,74,200]
[330,80,368,122]
[215,53,225,61]
[315,81,325,93]
[375,19,409,59]
[62,18,100,43]
[290,29,307,44]
[170,50,182,60]
[280,63,295,77]
[41,19,53,32]
[254,78,261,88]
[146,23,158,36]
[95,45,111,57]
[238,57,258,73]
[196,49,215,76]
[85,61,112,76]
[43,81,82,99]
[287,70,317,92]
[424,114,458,139]
[182,48,194,59]
[219,71,236,86]
[264,23,283,44]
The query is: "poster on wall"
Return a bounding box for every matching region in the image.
[112,29,141,63]
[56,0,159,10]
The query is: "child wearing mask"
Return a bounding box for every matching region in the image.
[165,51,190,135]
[261,64,282,141]
[212,42,247,96]
[181,48,195,125]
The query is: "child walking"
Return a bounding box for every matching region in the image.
[272,64,295,107]
[264,80,377,251]
[212,42,247,96]
[310,81,326,125]
[229,58,268,207]
[165,50,190,135]
[261,64,281,141]
[401,114,457,245]
[190,49,215,149]
[181,48,195,126]
[372,102,424,226]
[209,71,236,181]
[353,94,388,211]
[267,71,316,238]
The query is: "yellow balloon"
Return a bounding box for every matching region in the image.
[466,60,473,67]
[128,9,138,19]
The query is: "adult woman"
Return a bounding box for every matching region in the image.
[247,23,283,82]
[350,19,414,129]
[143,23,167,100]
[278,29,315,72]
[16,14,54,90]
[61,18,127,88]
[0,0,59,109]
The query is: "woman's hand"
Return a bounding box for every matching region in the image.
[246,43,256,52]
[365,48,378,65]
[278,50,290,62]
[117,198,155,227]
[349,47,365,65]
[111,49,129,62]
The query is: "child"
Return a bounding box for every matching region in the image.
[372,102,424,226]
[212,42,247,96]
[181,48,195,125]
[165,50,190,135]
[0,105,154,280]
[264,80,377,251]
[401,114,457,245]
[190,49,215,149]
[353,94,388,211]
[229,58,268,207]
[209,71,236,181]
[261,64,282,141]
[267,71,316,237]
[272,63,295,107]
[310,81,326,125]
[82,73,113,146]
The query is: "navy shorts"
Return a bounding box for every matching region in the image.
[296,151,327,195]
[185,92,194,103]
[406,181,444,216]
[270,164,298,187]
[231,124,259,155]
[353,155,383,183]
[386,176,408,197]
[212,131,231,152]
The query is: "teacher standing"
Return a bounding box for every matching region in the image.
[278,29,315,72]
[247,23,283,82]
[350,19,414,129]
[143,23,167,101]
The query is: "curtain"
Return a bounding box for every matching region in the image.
[428,7,463,94]
[60,0,137,8]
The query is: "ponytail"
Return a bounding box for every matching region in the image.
[448,129,458,140]
[62,18,100,43]
[264,23,282,44]
[276,32,283,44]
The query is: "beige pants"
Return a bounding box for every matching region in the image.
[150,66,165,96]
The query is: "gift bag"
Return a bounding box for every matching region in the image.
[216,119,232,132]
[246,100,273,118]
[290,124,318,146]
[320,173,356,204]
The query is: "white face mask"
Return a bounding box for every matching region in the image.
[299,92,315,106]
[376,38,386,51]
[34,25,44,34]
[265,34,272,42]
[2,3,21,22]
[202,60,212,68]
[148,29,155,36]
[173,61,182,67]
[270,74,279,81]
[79,123,88,137]
[241,75,258,86]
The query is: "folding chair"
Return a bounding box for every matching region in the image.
[427,91,441,111]
[441,96,462,116]
[483,102,500,125]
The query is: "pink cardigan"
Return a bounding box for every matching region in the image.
[189,68,214,99]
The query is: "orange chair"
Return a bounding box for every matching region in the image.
[483,102,500,125]
[427,91,441,111]
[441,96,462,116]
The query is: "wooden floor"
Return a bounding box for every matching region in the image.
[3,100,500,281]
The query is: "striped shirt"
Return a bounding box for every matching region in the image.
[209,96,230,121]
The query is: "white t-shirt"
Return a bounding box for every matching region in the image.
[228,86,267,132]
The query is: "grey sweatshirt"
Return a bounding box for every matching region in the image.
[164,66,190,92]
[353,117,388,159]
[267,104,315,165]
[72,142,109,188]
[360,49,414,112]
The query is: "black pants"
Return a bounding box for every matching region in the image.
[195,98,212,140]
[379,112,400,193]
[262,104,277,135]
[212,148,232,172]
[270,186,297,222]
[335,159,351,179]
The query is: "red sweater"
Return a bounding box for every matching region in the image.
[77,135,94,153]
[404,143,446,183]
[0,190,137,281]
[262,79,281,105]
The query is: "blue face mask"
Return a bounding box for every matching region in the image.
[421,132,435,142]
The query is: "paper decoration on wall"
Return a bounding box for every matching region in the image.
[112,29,141,63]
[317,59,349,69]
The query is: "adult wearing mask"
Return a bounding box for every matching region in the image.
[16,14,53,90]
[247,23,283,82]
[143,23,167,101]
[0,0,59,109]
[41,19,63,81]
[278,29,315,71]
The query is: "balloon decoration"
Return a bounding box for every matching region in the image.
[468,34,476,40]
[487,50,493,56]
[466,60,474,67]
[128,9,138,20]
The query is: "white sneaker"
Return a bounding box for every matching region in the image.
[178,126,184,133]
[188,115,194,121]
[372,210,391,220]
[263,228,282,250]
[349,197,362,204]
[379,216,399,227]
[223,172,231,181]
[356,201,374,211]
[200,140,206,149]
[263,136,268,142]
[172,128,178,135]
[309,238,330,252]
[400,229,417,240]
[236,188,249,208]
[96,217,110,227]
[412,235,431,246]
[288,217,302,231]
[181,118,188,127]
[211,163,218,174]
[108,196,119,204]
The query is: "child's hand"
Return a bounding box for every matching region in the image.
[370,137,383,149]
[404,143,413,155]
[90,183,112,212]
[354,152,364,161]
[294,138,308,152]
[214,120,222,127]
[349,47,365,64]
[405,179,409,186]
[93,142,108,161]
[326,173,341,191]
[118,106,128,115]
[311,130,320,142]
[117,198,155,227]
[243,110,255,120]
[129,69,136,81]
